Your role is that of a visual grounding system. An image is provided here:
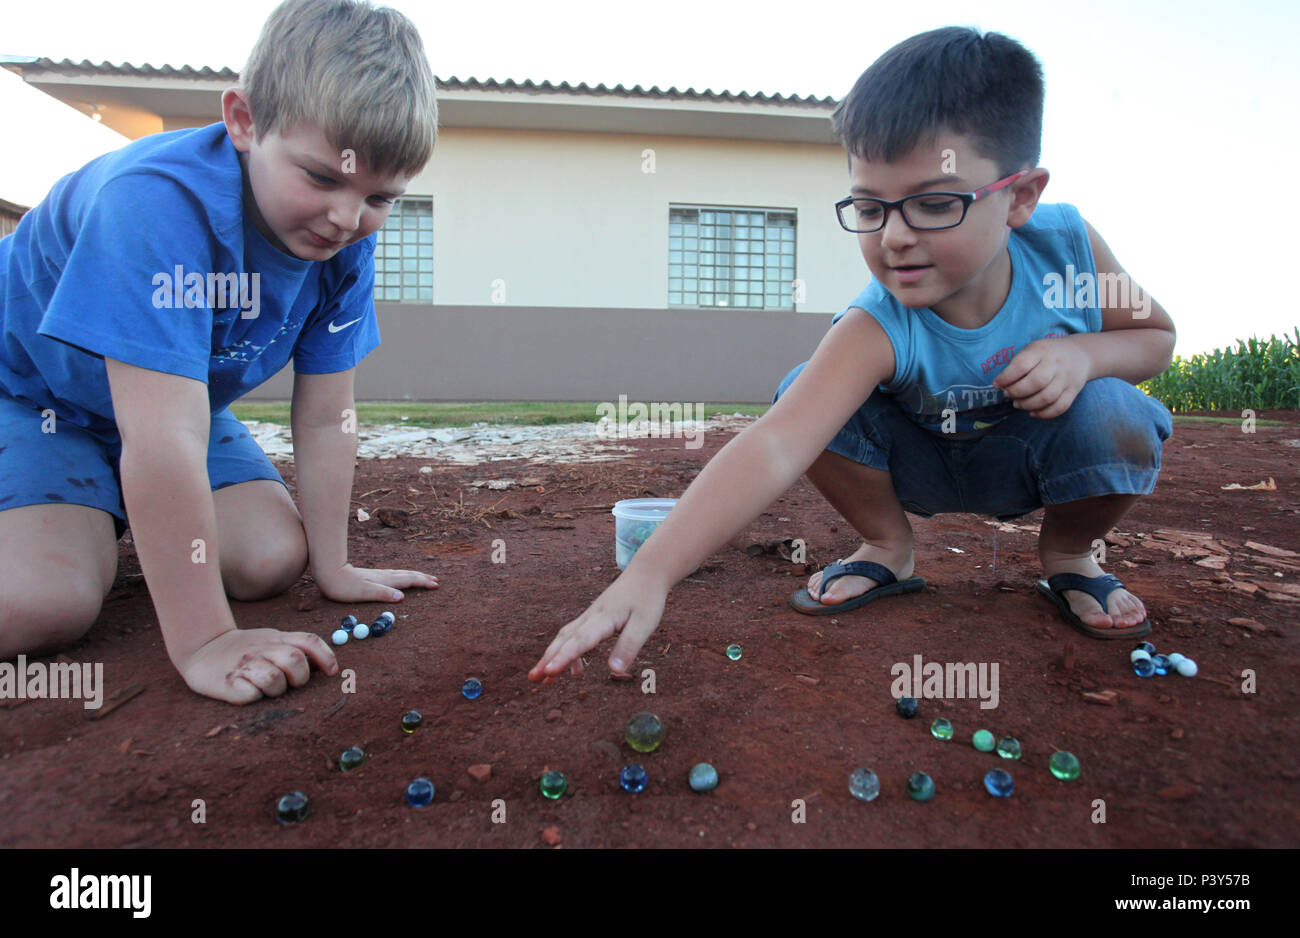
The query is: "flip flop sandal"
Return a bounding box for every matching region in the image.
[790,559,926,616]
[1035,572,1151,639]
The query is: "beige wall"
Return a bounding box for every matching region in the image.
[420,127,867,313]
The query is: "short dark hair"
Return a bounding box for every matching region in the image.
[831,27,1043,177]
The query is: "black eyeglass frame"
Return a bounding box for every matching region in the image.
[834,170,1029,233]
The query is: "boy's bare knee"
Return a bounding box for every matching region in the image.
[0,583,103,658]
[224,537,308,602]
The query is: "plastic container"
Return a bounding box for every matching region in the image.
[612,498,677,570]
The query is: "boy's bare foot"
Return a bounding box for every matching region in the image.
[1038,551,1147,630]
[806,541,915,605]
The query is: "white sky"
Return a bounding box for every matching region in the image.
[2,0,1298,358]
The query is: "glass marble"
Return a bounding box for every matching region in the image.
[726,644,742,661]
[1151,653,1170,676]
[906,772,935,802]
[405,777,435,807]
[620,764,648,793]
[625,712,665,753]
[1134,641,1155,655]
[275,791,309,824]
[983,768,1015,797]
[1129,649,1151,663]
[930,718,953,741]
[848,768,880,802]
[689,763,719,793]
[462,678,483,700]
[896,696,920,719]
[1175,658,1198,677]
[340,615,358,632]
[331,629,349,646]
[540,770,567,799]
[352,622,370,640]
[370,613,394,637]
[996,736,1022,760]
[1133,657,1156,678]
[1049,751,1081,781]
[401,709,422,733]
[339,746,366,771]
[972,730,995,752]
[1165,652,1186,667]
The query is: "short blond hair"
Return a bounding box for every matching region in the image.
[241,0,437,177]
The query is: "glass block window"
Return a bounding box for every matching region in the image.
[668,205,796,310]
[373,198,433,302]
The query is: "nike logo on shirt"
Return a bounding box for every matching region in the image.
[328,317,363,333]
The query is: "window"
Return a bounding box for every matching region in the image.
[373,198,433,302]
[668,205,796,310]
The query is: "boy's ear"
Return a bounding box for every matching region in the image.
[222,88,256,153]
[1007,168,1049,228]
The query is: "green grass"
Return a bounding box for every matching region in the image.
[230,331,1300,428]
[1139,328,1300,412]
[229,400,771,428]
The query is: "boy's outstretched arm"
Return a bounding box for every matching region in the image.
[291,369,438,602]
[529,308,896,681]
[106,359,338,703]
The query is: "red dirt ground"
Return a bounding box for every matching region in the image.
[1,411,1297,848]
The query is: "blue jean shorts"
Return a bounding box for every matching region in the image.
[0,393,286,540]
[773,364,1174,521]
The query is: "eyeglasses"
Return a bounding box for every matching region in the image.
[835,170,1028,233]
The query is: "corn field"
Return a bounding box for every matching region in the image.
[1139,328,1300,412]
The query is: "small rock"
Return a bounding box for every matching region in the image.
[1082,690,1118,706]
[541,826,562,846]
[745,822,757,831]
[295,597,314,612]
[448,790,464,802]
[1227,617,1267,633]
[467,764,492,783]
[576,690,588,700]
[1157,782,1199,801]
[794,674,819,686]
[1170,728,1185,739]
[1168,605,1186,615]
[545,709,562,722]
[609,671,635,682]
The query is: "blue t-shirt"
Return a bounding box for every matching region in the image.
[832,202,1100,437]
[0,121,380,436]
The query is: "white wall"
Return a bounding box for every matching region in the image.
[419,127,868,313]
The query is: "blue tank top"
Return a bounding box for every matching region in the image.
[832,202,1100,437]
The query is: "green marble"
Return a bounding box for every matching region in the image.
[539,770,567,799]
[1050,751,1081,781]
[996,736,1022,760]
[972,729,995,752]
[930,718,954,740]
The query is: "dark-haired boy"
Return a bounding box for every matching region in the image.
[0,0,439,703]
[532,26,1176,682]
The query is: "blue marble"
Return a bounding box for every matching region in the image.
[1134,641,1155,655]
[689,763,719,792]
[462,677,483,700]
[984,768,1015,797]
[339,746,366,772]
[1133,657,1156,677]
[906,772,935,802]
[620,764,648,793]
[401,710,422,733]
[849,768,880,802]
[896,696,920,719]
[370,612,395,636]
[405,777,435,807]
[340,615,358,632]
[275,791,310,824]
[1151,653,1170,675]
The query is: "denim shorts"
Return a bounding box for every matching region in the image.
[773,364,1174,521]
[0,392,286,540]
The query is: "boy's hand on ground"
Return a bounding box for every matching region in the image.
[994,339,1091,419]
[529,574,668,683]
[178,628,338,704]
[315,562,439,603]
